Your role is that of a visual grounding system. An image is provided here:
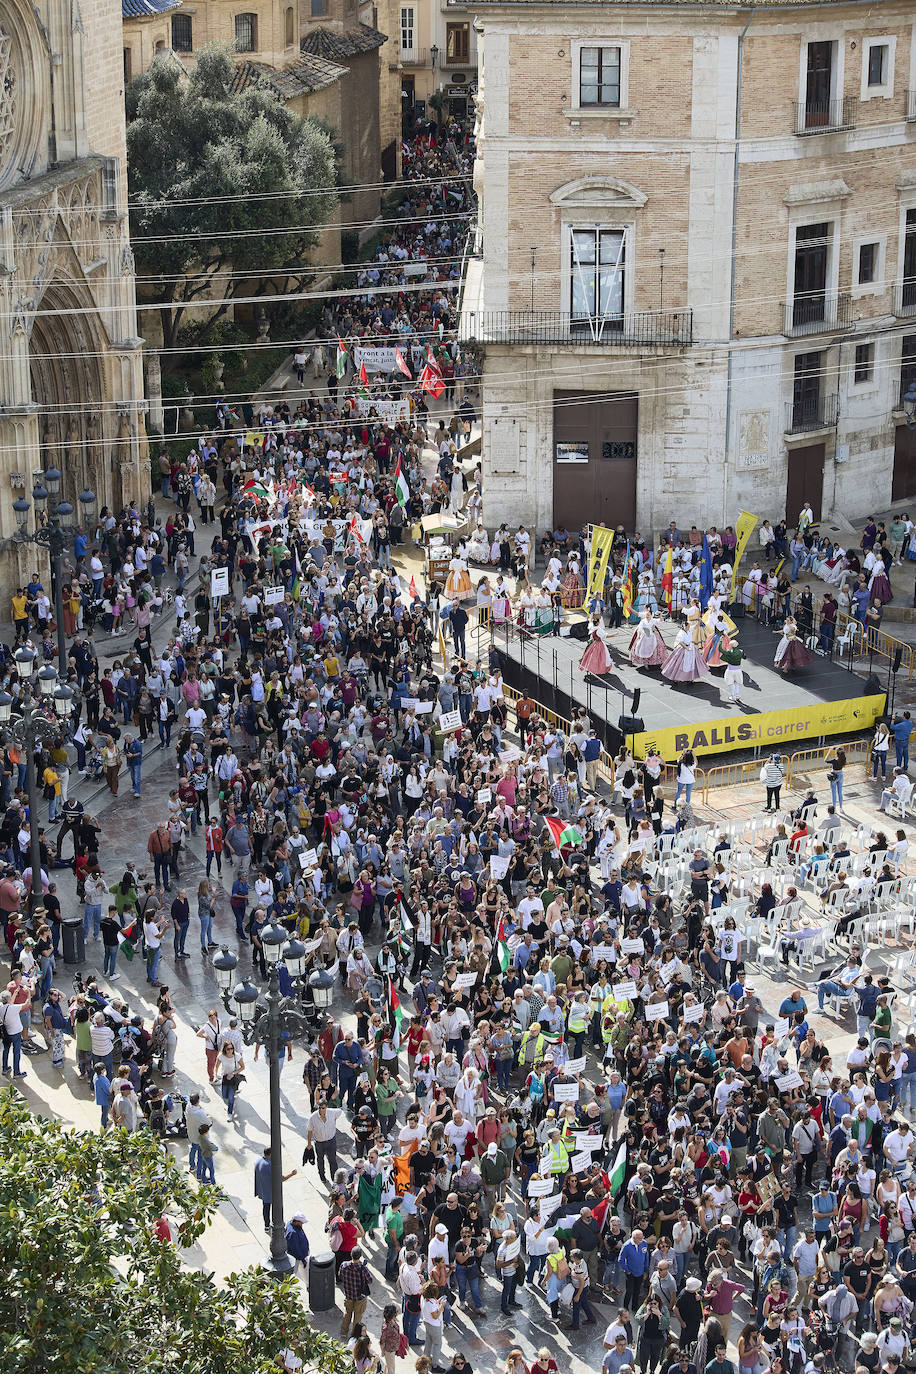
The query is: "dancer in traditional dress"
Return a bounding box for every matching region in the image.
[562,552,584,602]
[467,522,490,563]
[720,646,745,704]
[661,625,711,683]
[868,557,893,606]
[579,616,613,676]
[444,541,473,599]
[629,609,667,669]
[685,598,706,648]
[701,611,737,668]
[773,615,813,673]
[633,570,659,615]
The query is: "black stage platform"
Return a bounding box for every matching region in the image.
[491,614,886,759]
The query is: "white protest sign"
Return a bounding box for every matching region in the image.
[645,1001,670,1021]
[682,1003,704,1023]
[355,397,411,424]
[263,585,285,606]
[210,567,230,598]
[552,1082,579,1103]
[477,788,492,805]
[773,1018,790,1038]
[414,701,434,715]
[539,1194,563,1218]
[621,938,645,955]
[489,855,511,881]
[301,849,318,867]
[527,1177,554,1197]
[400,696,420,712]
[564,1057,587,1077]
[439,710,462,732]
[574,1133,601,1151]
[570,1151,592,1173]
[658,964,675,986]
[775,1069,804,1091]
[452,972,478,990]
[591,945,616,962]
[613,981,638,1000]
[502,1237,521,1261]
[354,345,399,373]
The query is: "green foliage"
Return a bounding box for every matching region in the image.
[0,1093,349,1374]
[127,45,338,348]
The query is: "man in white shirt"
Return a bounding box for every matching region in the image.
[884,1121,915,1174]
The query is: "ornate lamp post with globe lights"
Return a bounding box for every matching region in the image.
[0,647,74,910]
[12,467,96,670]
[212,927,335,1275]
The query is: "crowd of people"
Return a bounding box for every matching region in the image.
[3,117,916,1374]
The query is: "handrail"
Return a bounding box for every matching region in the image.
[786,737,871,786]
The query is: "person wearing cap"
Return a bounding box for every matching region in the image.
[813,1177,838,1236]
[876,1320,907,1363]
[480,1139,511,1214]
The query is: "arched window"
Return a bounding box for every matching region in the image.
[234,12,257,52]
[171,14,192,52]
[285,5,294,45]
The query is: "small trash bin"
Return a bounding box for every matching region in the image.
[62,918,85,965]
[308,1252,336,1312]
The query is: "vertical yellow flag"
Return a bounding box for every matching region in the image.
[585,526,615,606]
[730,511,759,600]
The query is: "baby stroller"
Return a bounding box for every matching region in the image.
[83,746,104,783]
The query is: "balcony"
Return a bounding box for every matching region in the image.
[793,96,857,136]
[784,290,852,338]
[896,279,916,317]
[399,47,427,66]
[785,392,839,436]
[463,309,694,348]
[907,90,916,122]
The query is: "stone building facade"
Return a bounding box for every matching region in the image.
[461,0,916,538]
[398,0,479,121]
[0,0,146,597]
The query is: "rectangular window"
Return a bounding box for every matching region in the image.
[854,343,874,384]
[400,6,414,53]
[570,227,626,330]
[171,13,192,52]
[904,210,916,312]
[793,222,830,329]
[579,45,621,108]
[234,12,257,51]
[858,242,877,285]
[867,44,887,87]
[310,0,326,13]
[792,351,823,428]
[804,40,834,127]
[902,335,916,404]
[445,23,469,64]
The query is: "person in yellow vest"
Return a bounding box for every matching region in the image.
[567,992,590,1057]
[543,1237,570,1319]
[541,1127,570,1178]
[517,1026,547,1069]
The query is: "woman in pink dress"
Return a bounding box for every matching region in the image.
[629,611,667,668]
[579,616,612,676]
[661,626,711,683]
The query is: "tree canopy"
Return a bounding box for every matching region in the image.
[0,1091,349,1374]
[127,46,338,348]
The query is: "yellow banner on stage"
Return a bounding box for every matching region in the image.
[586,526,615,605]
[730,510,759,599]
[632,694,886,760]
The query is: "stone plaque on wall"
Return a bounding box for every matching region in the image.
[487,416,521,474]
[738,408,771,470]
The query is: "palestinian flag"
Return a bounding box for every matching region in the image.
[358,361,370,399]
[496,915,511,974]
[243,481,270,501]
[348,513,365,546]
[395,348,412,379]
[336,336,348,378]
[544,816,583,851]
[390,901,412,961]
[119,921,135,962]
[386,975,407,1051]
[394,457,409,507]
[608,1140,627,1198]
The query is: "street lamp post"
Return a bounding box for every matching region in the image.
[13,468,96,670]
[212,926,321,1277]
[0,648,74,911]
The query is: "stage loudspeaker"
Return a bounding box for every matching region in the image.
[568,620,589,641]
[631,688,642,715]
[618,715,645,735]
[893,646,904,674]
[863,673,882,696]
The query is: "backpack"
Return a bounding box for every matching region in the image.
[328,1218,343,1252]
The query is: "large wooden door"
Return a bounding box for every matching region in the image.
[552,391,637,533]
[785,442,824,524]
[893,424,916,501]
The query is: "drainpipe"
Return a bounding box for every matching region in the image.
[722,9,758,526]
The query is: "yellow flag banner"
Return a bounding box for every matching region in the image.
[632,693,886,760]
[586,526,615,605]
[730,511,759,600]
